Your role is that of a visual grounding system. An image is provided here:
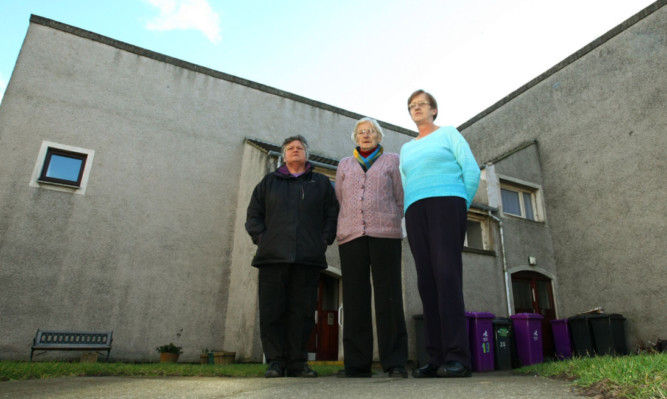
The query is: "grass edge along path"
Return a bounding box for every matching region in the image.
[518,353,666,399]
[0,362,340,380]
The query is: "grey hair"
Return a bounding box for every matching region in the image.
[281,135,309,160]
[351,117,385,144]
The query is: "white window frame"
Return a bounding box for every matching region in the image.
[464,211,492,251]
[30,141,95,195]
[499,176,545,222]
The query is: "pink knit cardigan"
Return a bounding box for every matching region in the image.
[335,152,404,245]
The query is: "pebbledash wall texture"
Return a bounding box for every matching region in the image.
[0,1,664,362]
[460,2,666,351]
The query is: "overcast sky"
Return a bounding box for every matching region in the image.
[0,0,656,129]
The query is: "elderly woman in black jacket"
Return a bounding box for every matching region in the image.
[246,135,339,378]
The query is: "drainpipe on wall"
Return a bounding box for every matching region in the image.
[268,151,283,170]
[488,210,513,316]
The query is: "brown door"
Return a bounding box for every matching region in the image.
[511,271,556,359]
[306,273,340,360]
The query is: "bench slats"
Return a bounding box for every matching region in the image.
[30,329,113,361]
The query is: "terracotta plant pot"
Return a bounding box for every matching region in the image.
[160,352,180,363]
[213,351,236,364]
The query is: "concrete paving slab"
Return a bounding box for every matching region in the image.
[0,371,581,399]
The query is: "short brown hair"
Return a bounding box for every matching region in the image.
[407,89,438,121]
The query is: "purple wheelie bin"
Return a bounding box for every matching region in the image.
[511,313,544,366]
[466,312,495,372]
[550,319,573,360]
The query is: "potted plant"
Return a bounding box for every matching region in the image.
[200,348,213,364]
[156,342,182,363]
[211,350,236,364]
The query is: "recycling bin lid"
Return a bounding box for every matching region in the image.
[493,317,511,325]
[466,311,495,319]
[587,313,626,320]
[568,314,591,321]
[510,313,544,320]
[550,319,568,325]
[568,313,625,321]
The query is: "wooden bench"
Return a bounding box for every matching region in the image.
[30,329,113,361]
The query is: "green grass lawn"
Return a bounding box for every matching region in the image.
[0,361,341,380]
[1,354,665,398]
[518,353,666,399]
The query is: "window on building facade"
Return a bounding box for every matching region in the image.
[464,213,491,251]
[39,147,88,187]
[30,141,95,195]
[465,220,483,249]
[500,181,542,221]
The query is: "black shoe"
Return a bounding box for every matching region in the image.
[412,363,439,378]
[387,366,408,378]
[437,361,471,378]
[264,361,284,378]
[286,363,318,378]
[337,368,372,378]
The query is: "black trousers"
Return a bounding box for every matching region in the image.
[405,196,471,368]
[339,237,408,372]
[258,263,320,370]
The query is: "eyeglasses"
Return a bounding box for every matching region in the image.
[408,101,430,110]
[356,129,377,136]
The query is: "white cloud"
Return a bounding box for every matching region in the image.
[145,0,222,44]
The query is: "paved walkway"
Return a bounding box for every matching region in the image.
[0,371,582,398]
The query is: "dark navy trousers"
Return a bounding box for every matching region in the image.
[338,237,408,372]
[258,263,320,370]
[405,196,471,368]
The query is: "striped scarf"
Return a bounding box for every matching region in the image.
[354,145,383,171]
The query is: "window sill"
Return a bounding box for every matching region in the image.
[37,179,81,189]
[501,213,545,224]
[463,247,496,256]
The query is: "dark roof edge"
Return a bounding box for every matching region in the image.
[29,14,415,138]
[245,138,340,166]
[457,0,666,132]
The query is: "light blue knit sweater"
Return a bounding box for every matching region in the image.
[399,126,480,212]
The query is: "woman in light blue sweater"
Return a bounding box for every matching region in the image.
[399,89,480,379]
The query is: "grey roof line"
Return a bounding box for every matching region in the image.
[28,14,415,138]
[245,138,339,167]
[457,1,665,131]
[28,1,664,136]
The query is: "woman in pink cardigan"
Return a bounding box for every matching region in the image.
[335,117,408,378]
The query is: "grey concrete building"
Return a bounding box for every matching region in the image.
[0,14,418,363]
[460,2,666,354]
[0,1,664,363]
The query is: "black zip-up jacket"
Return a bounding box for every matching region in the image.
[245,163,339,268]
